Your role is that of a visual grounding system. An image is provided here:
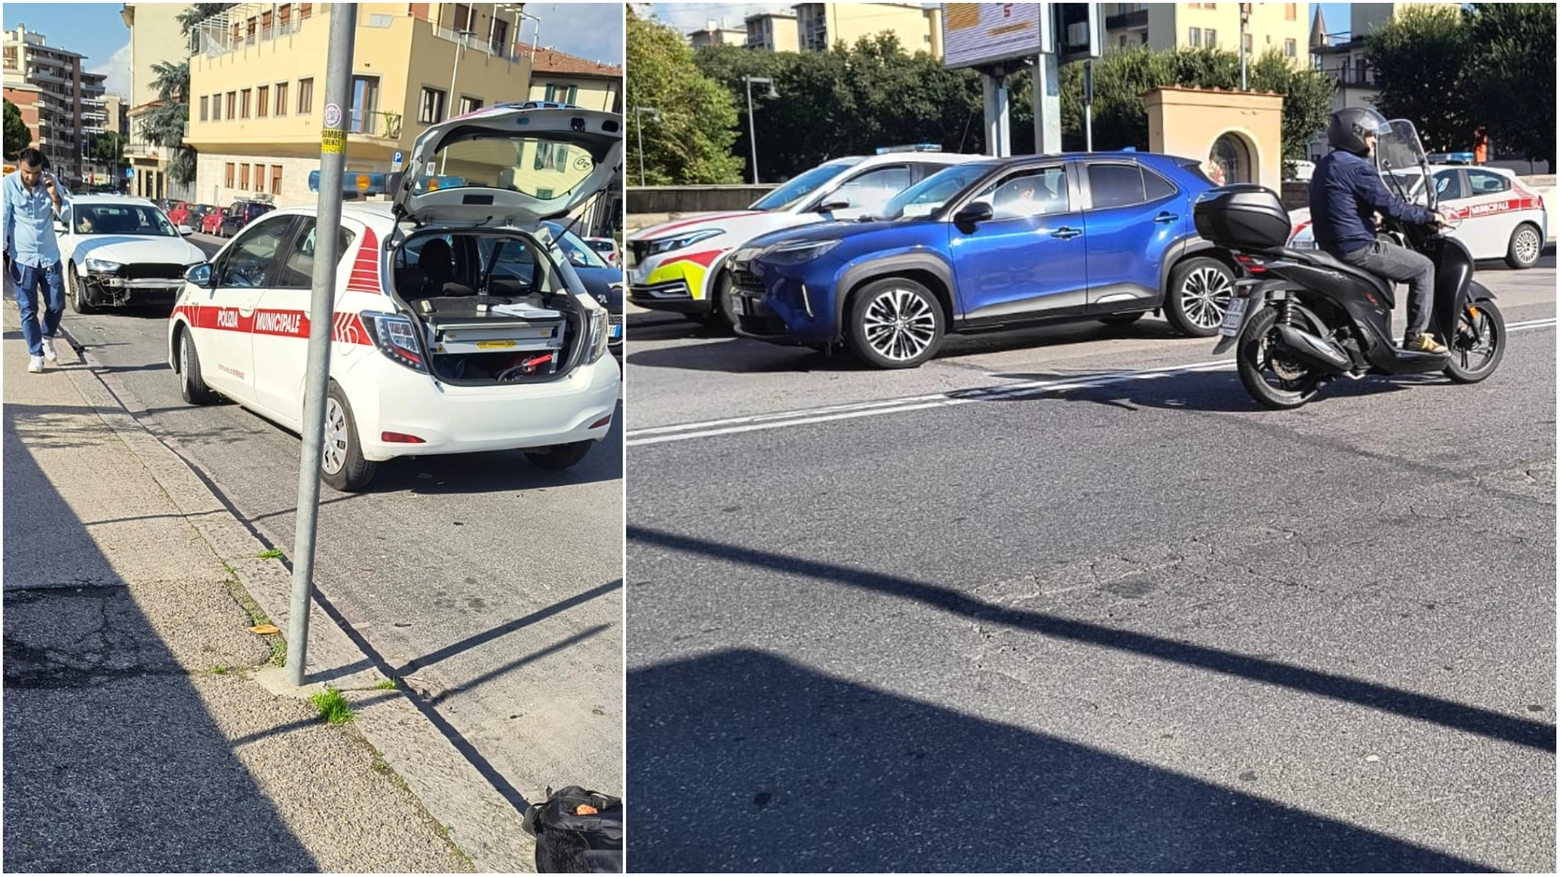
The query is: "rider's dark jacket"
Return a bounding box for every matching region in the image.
[1308,148,1436,256]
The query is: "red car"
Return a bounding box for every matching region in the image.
[166,201,193,225]
[200,209,225,235]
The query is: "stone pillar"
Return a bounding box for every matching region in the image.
[1143,86,1285,190]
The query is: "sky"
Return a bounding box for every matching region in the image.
[2,1,625,101]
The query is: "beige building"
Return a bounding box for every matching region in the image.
[688,21,749,49]
[182,2,536,209]
[120,4,197,201]
[3,25,107,185]
[795,3,939,56]
[745,12,800,52]
[1103,2,1311,64]
[523,45,622,112]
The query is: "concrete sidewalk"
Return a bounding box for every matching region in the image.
[2,301,533,870]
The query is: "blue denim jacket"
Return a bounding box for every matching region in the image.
[2,170,72,270]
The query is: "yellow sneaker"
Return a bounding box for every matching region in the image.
[1403,333,1448,354]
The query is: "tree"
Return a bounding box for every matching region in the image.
[625,8,744,185]
[90,131,126,164]
[1365,5,1472,154]
[176,3,236,52]
[1461,4,1555,166]
[4,99,31,160]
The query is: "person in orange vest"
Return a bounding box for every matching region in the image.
[1473,126,1489,165]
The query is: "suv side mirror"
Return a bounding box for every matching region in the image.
[953,201,994,227]
[818,198,851,213]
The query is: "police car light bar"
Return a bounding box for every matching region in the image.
[875,143,944,154]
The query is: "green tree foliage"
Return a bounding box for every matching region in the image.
[1367,3,1555,165]
[626,8,745,185]
[1460,3,1555,166]
[694,34,986,182]
[4,99,32,160]
[89,131,126,164]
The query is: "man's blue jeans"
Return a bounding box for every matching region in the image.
[10,261,65,357]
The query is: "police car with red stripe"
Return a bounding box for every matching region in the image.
[168,103,623,491]
[1288,163,1547,269]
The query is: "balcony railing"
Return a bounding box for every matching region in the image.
[1324,65,1378,88]
[430,24,527,64]
[1106,9,1149,30]
[348,109,403,140]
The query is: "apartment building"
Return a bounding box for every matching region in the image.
[1306,3,1439,159]
[688,21,749,49]
[1103,3,1311,63]
[522,45,622,237]
[745,12,800,52]
[2,25,108,185]
[119,4,197,202]
[183,2,537,209]
[794,2,938,55]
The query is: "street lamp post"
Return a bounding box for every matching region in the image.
[634,106,660,187]
[1239,3,1252,91]
[742,75,776,185]
[441,26,474,173]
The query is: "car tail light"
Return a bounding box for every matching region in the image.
[381,431,426,443]
[1233,253,1267,275]
[359,312,428,372]
[589,414,612,430]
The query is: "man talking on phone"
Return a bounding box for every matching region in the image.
[3,147,71,373]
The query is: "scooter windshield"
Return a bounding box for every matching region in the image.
[1376,119,1430,205]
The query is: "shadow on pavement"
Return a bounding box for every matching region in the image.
[2,406,320,872]
[628,648,1495,872]
[976,365,1422,413]
[627,526,1554,755]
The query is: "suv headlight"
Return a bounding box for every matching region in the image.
[760,239,840,265]
[84,258,123,274]
[645,228,723,256]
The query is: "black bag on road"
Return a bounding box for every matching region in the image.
[522,785,624,873]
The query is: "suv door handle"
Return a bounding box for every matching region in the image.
[1154,212,1179,223]
[1051,227,1082,239]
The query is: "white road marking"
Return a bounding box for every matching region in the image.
[628,318,1555,448]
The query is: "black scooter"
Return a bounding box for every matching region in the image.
[1193,123,1505,410]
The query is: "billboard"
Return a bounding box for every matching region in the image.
[943,3,1050,69]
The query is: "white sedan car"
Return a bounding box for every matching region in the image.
[1289,164,1547,268]
[56,196,207,312]
[167,103,623,491]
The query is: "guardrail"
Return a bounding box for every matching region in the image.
[626,185,777,215]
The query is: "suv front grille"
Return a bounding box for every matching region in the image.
[731,268,764,296]
[122,263,185,280]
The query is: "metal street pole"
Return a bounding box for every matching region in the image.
[637,111,646,187]
[745,76,759,185]
[286,1,356,688]
[1083,59,1093,152]
[1240,3,1251,91]
[442,28,470,173]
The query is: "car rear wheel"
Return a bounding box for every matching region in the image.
[1505,223,1543,269]
[525,440,592,470]
[1165,256,1234,337]
[321,382,377,492]
[847,278,945,369]
[66,262,96,315]
[178,328,217,405]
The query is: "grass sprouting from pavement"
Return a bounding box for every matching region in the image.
[312,687,355,725]
[373,678,398,690]
[256,548,284,560]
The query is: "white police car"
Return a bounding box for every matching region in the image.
[168,103,623,490]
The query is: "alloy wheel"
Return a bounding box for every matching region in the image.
[861,288,938,362]
[1179,266,1233,330]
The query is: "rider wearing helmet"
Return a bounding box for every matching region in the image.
[1310,107,1451,354]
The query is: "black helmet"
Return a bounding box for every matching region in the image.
[1327,107,1389,157]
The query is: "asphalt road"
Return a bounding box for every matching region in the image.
[58,232,624,813]
[624,256,1557,871]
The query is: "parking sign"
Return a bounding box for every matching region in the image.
[392,150,404,172]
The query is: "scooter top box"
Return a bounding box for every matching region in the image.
[1193,184,1292,251]
[417,296,565,356]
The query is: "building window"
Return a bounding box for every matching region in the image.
[490,17,508,54]
[419,87,446,124]
[1285,38,1297,58]
[1285,3,1297,21]
[275,82,288,116]
[300,3,312,20]
[369,13,393,27]
[544,83,579,104]
[534,142,567,172]
[257,85,269,117]
[212,93,222,121]
[452,3,477,32]
[271,165,283,195]
[253,163,264,191]
[240,89,251,119]
[279,4,291,29]
[458,95,483,115]
[1205,28,1217,48]
[225,162,235,187]
[350,75,380,134]
[200,96,209,121]
[226,91,236,119]
[240,164,250,188]
[298,77,313,114]
[1188,27,1202,48]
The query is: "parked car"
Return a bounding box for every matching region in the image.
[627,151,988,328]
[166,201,196,225]
[583,236,620,267]
[549,224,624,356]
[215,198,275,237]
[729,152,1235,369]
[56,196,206,313]
[168,103,622,491]
[1288,163,1547,268]
[200,207,226,235]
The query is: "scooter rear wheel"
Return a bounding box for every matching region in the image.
[1236,305,1324,410]
[1443,299,1505,384]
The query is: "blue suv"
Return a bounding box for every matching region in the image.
[729,152,1235,368]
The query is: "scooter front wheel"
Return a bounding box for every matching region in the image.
[1443,299,1505,384]
[1236,305,1324,410]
